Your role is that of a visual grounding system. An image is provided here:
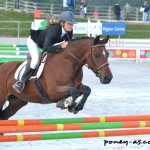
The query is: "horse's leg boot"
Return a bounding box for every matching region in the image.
[13,63,34,93]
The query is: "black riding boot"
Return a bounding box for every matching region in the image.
[13,63,34,93]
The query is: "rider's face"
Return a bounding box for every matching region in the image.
[63,22,74,32]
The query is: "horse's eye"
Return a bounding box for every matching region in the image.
[94,53,100,57]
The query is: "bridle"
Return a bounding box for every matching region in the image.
[67,38,109,77]
[88,43,109,77]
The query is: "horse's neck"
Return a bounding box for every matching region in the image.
[63,41,89,67]
[46,39,92,69]
[67,39,92,59]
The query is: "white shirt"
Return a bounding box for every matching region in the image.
[61,27,66,38]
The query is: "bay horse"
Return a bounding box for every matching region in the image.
[0,35,112,120]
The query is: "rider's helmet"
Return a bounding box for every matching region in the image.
[59,11,77,24]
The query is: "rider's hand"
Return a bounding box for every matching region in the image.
[61,41,69,49]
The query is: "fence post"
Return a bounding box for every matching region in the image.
[97,20,100,35]
[24,1,27,12]
[34,3,37,10]
[136,48,141,63]
[5,0,8,9]
[108,7,111,21]
[136,8,139,21]
[50,4,53,15]
[87,20,91,37]
[17,22,20,38]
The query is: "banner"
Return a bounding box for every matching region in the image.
[102,23,126,35]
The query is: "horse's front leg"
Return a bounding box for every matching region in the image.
[56,86,81,110]
[69,84,91,113]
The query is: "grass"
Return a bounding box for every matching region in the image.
[0,9,33,37]
[0,9,33,21]
[108,24,150,39]
[121,23,150,39]
[0,9,150,38]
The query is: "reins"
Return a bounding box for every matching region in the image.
[66,32,89,67]
[66,48,89,67]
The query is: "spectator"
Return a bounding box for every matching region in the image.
[120,10,124,20]
[63,0,69,11]
[15,0,20,9]
[63,0,76,14]
[70,0,76,14]
[124,2,131,20]
[80,0,87,18]
[114,3,121,20]
[141,1,150,22]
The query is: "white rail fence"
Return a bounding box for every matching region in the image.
[0,0,144,21]
[0,21,31,38]
[1,20,149,38]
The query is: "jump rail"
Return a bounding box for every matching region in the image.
[1,115,150,142]
[0,115,150,126]
[1,114,150,126]
[0,44,42,62]
[1,128,150,142]
[0,120,149,133]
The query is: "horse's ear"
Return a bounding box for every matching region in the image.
[93,35,100,45]
[100,35,109,44]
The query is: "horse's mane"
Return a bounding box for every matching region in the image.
[65,37,94,51]
[70,36,94,42]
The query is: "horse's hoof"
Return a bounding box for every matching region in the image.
[68,105,75,113]
[56,97,73,109]
[68,102,79,114]
[56,100,67,109]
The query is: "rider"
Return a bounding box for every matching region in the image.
[13,11,77,93]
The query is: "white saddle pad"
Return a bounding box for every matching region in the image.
[14,54,47,80]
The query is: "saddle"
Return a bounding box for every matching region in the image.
[14,52,51,104]
[14,52,47,81]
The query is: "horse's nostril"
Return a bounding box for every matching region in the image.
[104,76,111,83]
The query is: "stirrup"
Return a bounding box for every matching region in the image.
[13,81,25,93]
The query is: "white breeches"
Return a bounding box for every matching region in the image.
[27,36,39,69]
[143,12,148,22]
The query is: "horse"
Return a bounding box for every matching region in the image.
[0,35,113,120]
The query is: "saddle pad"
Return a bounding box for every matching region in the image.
[14,54,47,80]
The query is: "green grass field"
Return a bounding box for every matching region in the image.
[0,9,150,38]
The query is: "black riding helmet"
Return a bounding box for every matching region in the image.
[59,11,77,24]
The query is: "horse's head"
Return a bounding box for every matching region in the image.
[86,35,113,84]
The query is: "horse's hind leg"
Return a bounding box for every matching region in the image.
[0,108,3,120]
[0,95,28,120]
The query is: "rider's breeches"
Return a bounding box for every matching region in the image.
[27,36,39,69]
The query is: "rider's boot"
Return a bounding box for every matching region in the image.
[13,62,34,93]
